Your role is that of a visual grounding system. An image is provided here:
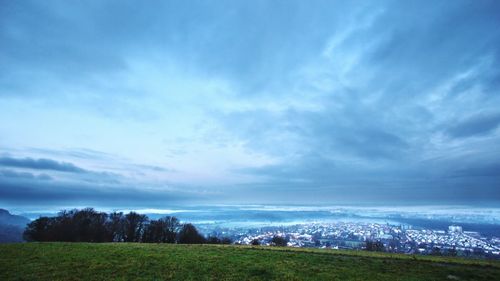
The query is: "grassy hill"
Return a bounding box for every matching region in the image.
[1,243,499,280]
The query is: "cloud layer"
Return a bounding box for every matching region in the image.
[0,156,86,173]
[1,0,500,209]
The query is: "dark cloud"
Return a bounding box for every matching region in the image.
[0,155,204,209]
[0,156,86,173]
[236,153,337,183]
[0,169,52,181]
[0,155,130,187]
[446,112,500,139]
[133,164,172,172]
[451,162,500,178]
[27,147,117,160]
[0,175,203,209]
[226,178,500,206]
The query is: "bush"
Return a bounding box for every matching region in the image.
[271,236,287,247]
[251,239,260,246]
[365,240,385,252]
[23,208,191,244]
[178,223,206,244]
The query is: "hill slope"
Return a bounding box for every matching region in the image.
[1,243,499,280]
[0,209,30,243]
[0,209,30,227]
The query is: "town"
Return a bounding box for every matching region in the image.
[203,222,500,259]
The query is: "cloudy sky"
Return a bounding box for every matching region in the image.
[1,0,500,210]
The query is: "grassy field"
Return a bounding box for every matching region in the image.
[1,243,499,281]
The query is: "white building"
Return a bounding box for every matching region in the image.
[448,225,463,233]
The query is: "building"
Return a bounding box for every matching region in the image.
[448,225,463,233]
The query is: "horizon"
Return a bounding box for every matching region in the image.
[5,204,500,227]
[2,0,500,210]
[6,203,500,214]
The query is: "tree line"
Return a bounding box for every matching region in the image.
[23,208,230,244]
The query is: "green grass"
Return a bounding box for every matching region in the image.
[1,243,499,281]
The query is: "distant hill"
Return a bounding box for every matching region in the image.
[0,243,499,280]
[0,209,30,227]
[0,209,30,243]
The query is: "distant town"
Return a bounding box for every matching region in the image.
[202,222,500,259]
[3,206,500,259]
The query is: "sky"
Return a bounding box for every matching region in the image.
[1,0,500,210]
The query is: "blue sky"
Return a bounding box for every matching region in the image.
[1,0,500,210]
